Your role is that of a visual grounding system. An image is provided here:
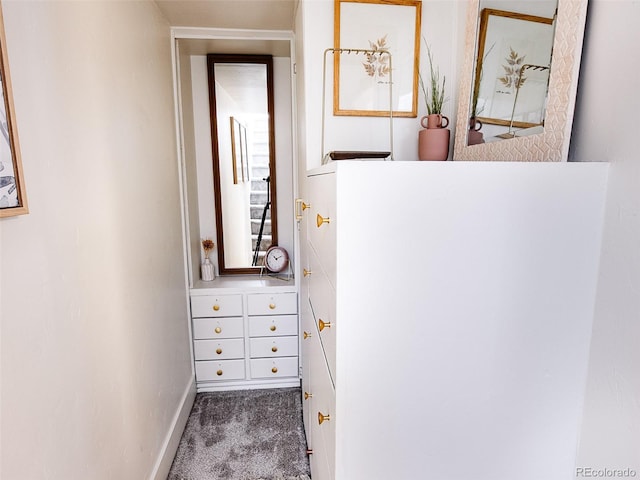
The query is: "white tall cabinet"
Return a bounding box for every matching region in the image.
[299,161,609,480]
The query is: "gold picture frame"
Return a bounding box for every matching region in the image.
[333,0,422,117]
[230,116,248,184]
[0,3,27,217]
[473,9,554,129]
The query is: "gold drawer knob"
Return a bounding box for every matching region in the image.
[318,319,332,331]
[269,303,276,310]
[213,304,220,311]
[216,369,223,376]
[318,411,331,424]
[304,391,312,400]
[214,327,222,334]
[270,324,277,332]
[216,348,222,355]
[303,268,312,277]
[316,214,330,228]
[271,346,278,352]
[302,202,311,211]
[271,367,278,374]
[303,331,311,339]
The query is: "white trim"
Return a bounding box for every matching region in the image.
[196,378,301,393]
[171,26,294,42]
[171,31,197,369]
[149,377,197,480]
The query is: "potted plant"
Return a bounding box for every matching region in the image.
[418,41,450,160]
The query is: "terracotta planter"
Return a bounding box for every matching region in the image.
[467,117,485,146]
[418,114,450,161]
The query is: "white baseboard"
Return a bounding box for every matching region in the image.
[149,376,197,480]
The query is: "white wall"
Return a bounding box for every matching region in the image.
[0,1,193,479]
[297,0,463,166]
[571,0,640,475]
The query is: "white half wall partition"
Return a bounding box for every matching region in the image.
[315,160,608,480]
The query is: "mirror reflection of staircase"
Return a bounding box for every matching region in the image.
[249,119,271,264]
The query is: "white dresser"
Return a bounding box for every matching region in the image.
[190,278,300,392]
[299,161,608,480]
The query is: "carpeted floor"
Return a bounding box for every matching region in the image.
[167,387,311,480]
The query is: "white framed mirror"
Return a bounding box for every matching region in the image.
[454,0,588,161]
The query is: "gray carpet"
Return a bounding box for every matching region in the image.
[168,387,311,480]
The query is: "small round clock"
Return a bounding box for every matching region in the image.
[264,245,289,273]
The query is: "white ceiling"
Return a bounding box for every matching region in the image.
[154,0,298,30]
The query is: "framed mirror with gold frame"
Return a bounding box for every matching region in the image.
[0,3,27,217]
[453,0,588,161]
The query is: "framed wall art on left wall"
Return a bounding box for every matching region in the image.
[0,2,27,217]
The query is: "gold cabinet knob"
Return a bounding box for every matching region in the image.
[270,324,277,332]
[302,202,311,211]
[216,348,222,355]
[271,346,278,352]
[318,319,332,331]
[303,331,311,339]
[271,367,278,374]
[304,391,312,400]
[316,213,330,228]
[216,369,223,376]
[214,327,222,334]
[213,304,220,311]
[303,268,312,277]
[269,303,276,310]
[318,411,331,424]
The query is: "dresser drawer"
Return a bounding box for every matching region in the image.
[192,317,244,340]
[250,356,299,379]
[309,255,337,384]
[191,294,243,318]
[248,314,298,337]
[195,359,245,381]
[250,336,298,358]
[247,292,297,316]
[194,338,244,361]
[300,297,316,437]
[307,172,336,286]
[309,338,336,477]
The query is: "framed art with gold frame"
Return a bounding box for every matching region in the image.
[472,9,554,129]
[0,3,27,217]
[333,0,422,118]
